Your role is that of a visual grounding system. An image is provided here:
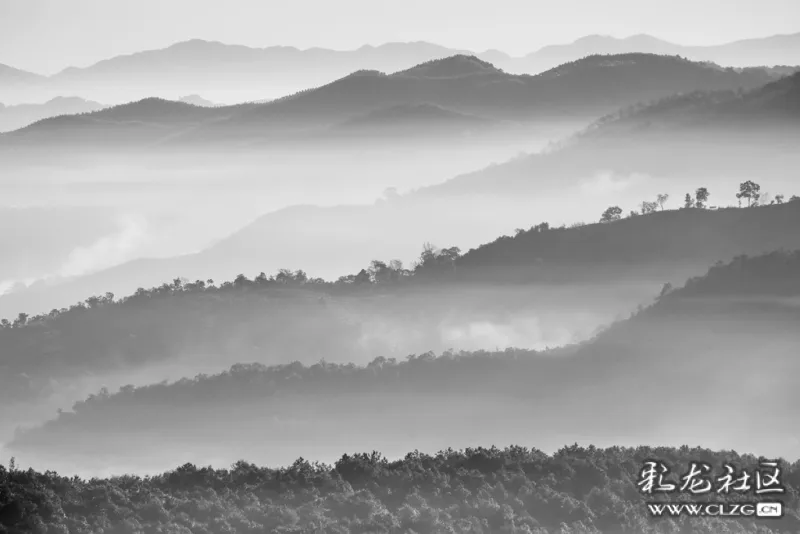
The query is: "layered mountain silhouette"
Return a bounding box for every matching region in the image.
[425,70,800,197]
[0,63,44,85]
[1,98,255,147]
[177,94,217,107]
[2,65,798,317]
[0,40,474,105]
[9,249,800,471]
[331,103,494,137]
[3,199,800,321]
[509,32,800,73]
[0,54,780,149]
[2,33,798,105]
[0,96,105,132]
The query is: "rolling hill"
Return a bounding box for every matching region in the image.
[0,96,105,133]
[423,70,800,198]
[509,32,800,73]
[0,40,475,105]
[2,33,798,106]
[1,97,255,147]
[330,103,495,137]
[0,63,44,85]
[2,62,799,318]
[177,94,217,107]
[0,53,780,150]
[2,202,800,407]
[8,249,800,476]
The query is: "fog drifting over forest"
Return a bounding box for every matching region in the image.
[2,22,800,502]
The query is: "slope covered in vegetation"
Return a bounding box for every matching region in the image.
[9,250,800,474]
[1,445,798,534]
[3,202,800,404]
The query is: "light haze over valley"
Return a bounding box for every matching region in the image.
[1,2,800,532]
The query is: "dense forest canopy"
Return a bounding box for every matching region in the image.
[1,445,799,533]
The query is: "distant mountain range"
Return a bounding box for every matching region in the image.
[0,96,105,132]
[0,63,45,85]
[0,54,781,149]
[1,33,798,105]
[425,70,800,198]
[177,94,218,107]
[508,33,800,73]
[2,68,800,317]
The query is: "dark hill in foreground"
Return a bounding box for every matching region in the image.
[1,445,798,534]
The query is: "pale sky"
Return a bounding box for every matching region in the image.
[1,0,799,74]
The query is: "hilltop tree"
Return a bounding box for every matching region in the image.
[791,195,800,202]
[412,243,461,278]
[736,180,761,207]
[12,313,28,327]
[600,206,622,223]
[695,187,710,209]
[656,193,669,210]
[776,194,785,204]
[640,200,658,215]
[684,193,694,209]
[354,269,371,285]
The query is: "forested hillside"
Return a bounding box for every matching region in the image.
[10,250,800,475]
[455,201,800,280]
[3,202,800,405]
[1,445,798,534]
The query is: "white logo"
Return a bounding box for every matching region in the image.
[756,502,783,518]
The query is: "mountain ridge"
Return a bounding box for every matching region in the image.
[2,32,798,104]
[0,53,780,147]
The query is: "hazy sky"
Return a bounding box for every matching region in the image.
[1,0,799,74]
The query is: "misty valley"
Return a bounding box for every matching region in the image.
[2,17,800,534]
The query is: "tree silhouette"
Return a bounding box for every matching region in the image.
[684,193,694,209]
[736,181,761,207]
[600,206,622,223]
[695,187,710,209]
[640,200,658,215]
[656,193,669,211]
